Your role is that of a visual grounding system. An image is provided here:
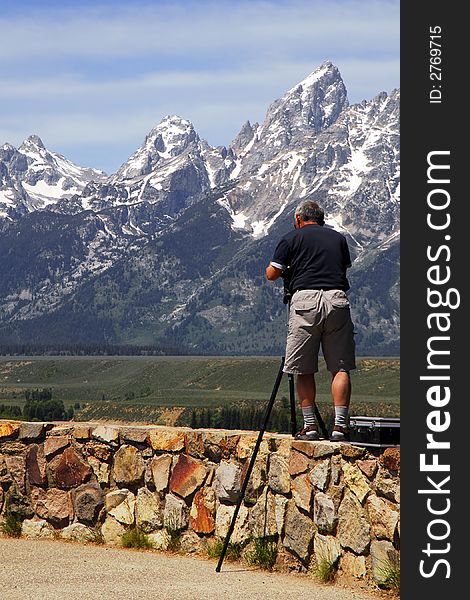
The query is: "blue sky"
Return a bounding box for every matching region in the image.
[0,0,399,174]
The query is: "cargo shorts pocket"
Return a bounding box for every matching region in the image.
[329,291,350,309]
[293,298,322,327]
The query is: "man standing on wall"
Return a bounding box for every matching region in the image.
[265,200,356,441]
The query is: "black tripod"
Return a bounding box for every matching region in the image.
[215,285,328,573]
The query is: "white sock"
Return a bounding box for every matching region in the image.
[334,405,349,427]
[302,405,317,428]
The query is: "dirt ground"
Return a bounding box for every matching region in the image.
[0,537,389,600]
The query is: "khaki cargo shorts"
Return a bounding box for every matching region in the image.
[284,289,356,374]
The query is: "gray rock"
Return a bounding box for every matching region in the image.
[119,427,149,444]
[370,540,399,583]
[101,515,126,545]
[268,453,291,495]
[309,459,330,491]
[163,493,189,531]
[283,501,315,562]
[18,422,46,441]
[135,488,163,532]
[313,492,336,533]
[92,426,119,444]
[337,492,370,554]
[4,483,34,520]
[314,534,342,566]
[21,518,55,539]
[112,444,145,486]
[73,482,104,525]
[212,461,241,504]
[107,490,136,525]
[61,522,94,542]
[367,495,399,540]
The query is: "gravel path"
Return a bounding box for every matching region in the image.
[0,538,382,600]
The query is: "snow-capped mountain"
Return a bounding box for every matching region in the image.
[0,135,106,220]
[0,62,400,355]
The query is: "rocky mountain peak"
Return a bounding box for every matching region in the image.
[115,115,199,181]
[266,60,348,137]
[148,115,198,156]
[19,134,46,152]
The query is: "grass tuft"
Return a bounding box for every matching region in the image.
[246,536,278,571]
[207,538,244,561]
[87,524,105,545]
[121,526,153,550]
[314,553,338,583]
[165,513,183,552]
[377,553,400,592]
[0,507,23,538]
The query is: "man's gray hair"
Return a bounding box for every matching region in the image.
[295,200,325,225]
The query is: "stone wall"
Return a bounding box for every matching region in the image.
[0,420,399,588]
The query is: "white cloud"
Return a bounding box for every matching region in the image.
[0,0,399,173]
[0,1,399,61]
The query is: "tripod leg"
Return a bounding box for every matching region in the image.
[314,404,329,440]
[216,357,285,573]
[288,374,297,437]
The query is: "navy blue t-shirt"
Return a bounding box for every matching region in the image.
[271,224,352,292]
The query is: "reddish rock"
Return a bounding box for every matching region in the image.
[189,487,216,534]
[43,488,73,527]
[184,432,205,458]
[47,447,92,489]
[291,440,316,458]
[44,436,70,458]
[357,459,378,479]
[0,422,20,440]
[31,487,48,519]
[5,455,26,492]
[26,444,47,486]
[148,429,185,452]
[340,444,366,459]
[85,441,112,462]
[73,482,104,525]
[170,454,207,499]
[0,455,12,485]
[150,454,172,492]
[289,450,310,476]
[381,448,400,472]
[112,445,145,486]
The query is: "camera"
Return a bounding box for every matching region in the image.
[282,266,292,304]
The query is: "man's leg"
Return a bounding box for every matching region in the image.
[331,370,351,440]
[331,370,351,407]
[296,373,319,439]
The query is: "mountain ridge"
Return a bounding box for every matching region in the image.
[0,62,400,355]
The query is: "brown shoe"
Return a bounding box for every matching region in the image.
[295,425,319,441]
[331,425,349,441]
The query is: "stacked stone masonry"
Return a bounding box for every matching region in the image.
[0,420,400,588]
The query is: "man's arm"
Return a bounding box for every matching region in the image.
[266,263,283,280]
[267,236,290,281]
